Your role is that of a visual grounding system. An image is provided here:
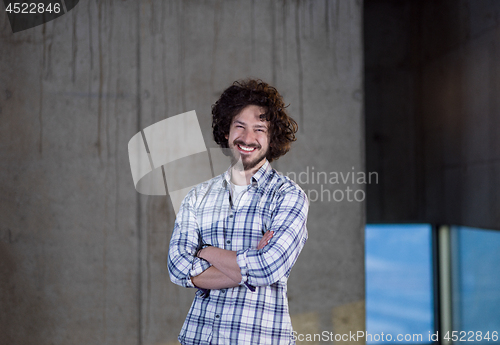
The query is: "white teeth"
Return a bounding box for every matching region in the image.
[239,145,255,152]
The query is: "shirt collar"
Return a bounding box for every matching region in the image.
[223,160,271,188]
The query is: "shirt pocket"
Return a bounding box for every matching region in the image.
[232,206,273,250]
[198,212,228,248]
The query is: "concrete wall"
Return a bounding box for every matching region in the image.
[365,0,500,230]
[0,1,364,344]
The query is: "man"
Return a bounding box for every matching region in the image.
[168,79,309,345]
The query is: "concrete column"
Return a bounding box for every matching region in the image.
[0,1,364,344]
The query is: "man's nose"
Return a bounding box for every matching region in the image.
[240,129,256,144]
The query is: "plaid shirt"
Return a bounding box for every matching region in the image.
[168,161,309,345]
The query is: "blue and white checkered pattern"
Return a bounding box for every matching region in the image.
[168,161,309,345]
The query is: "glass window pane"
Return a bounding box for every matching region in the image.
[365,224,434,344]
[451,226,500,343]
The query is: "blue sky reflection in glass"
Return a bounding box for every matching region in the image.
[365,224,434,344]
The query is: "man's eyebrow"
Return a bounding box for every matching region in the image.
[232,119,268,128]
[253,123,268,129]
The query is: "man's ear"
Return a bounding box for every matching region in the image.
[225,133,228,140]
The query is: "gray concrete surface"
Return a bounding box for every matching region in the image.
[0,1,364,344]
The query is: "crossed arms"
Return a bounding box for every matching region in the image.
[191,231,274,289]
[167,184,308,291]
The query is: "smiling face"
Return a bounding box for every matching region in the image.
[225,105,270,172]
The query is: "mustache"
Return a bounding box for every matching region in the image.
[233,140,261,150]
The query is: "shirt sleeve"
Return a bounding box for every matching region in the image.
[236,184,309,288]
[167,188,212,288]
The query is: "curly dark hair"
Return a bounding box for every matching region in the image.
[212,79,298,162]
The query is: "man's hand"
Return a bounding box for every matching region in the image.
[257,231,274,250]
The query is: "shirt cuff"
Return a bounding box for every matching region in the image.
[188,257,212,288]
[236,249,256,292]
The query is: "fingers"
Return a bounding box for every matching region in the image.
[257,239,265,250]
[264,230,273,242]
[257,231,274,250]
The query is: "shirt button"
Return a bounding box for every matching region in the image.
[226,240,231,244]
[215,314,220,318]
[221,289,226,293]
[229,214,233,218]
